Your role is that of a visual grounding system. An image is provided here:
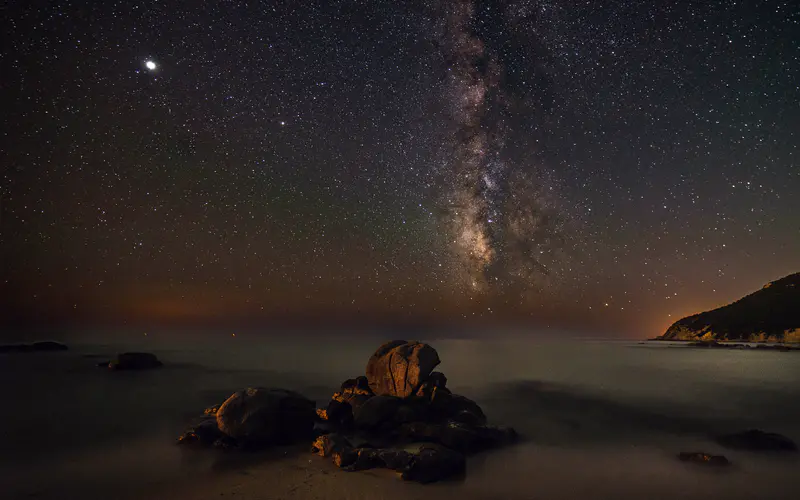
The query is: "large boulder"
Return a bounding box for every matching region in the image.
[366,340,440,398]
[716,429,797,452]
[108,352,162,370]
[216,388,315,446]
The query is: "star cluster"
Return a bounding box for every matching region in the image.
[1,1,798,334]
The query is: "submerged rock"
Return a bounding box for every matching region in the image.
[678,451,730,466]
[107,352,162,370]
[716,429,797,452]
[216,388,315,446]
[366,340,440,398]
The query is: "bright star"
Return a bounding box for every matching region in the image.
[145,60,157,70]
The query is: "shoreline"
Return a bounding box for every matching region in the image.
[647,339,800,351]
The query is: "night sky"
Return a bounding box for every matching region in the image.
[1,1,798,335]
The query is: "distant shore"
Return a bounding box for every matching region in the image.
[648,339,800,351]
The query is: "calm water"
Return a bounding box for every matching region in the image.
[1,331,799,499]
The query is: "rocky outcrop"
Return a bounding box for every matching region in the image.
[106,352,163,370]
[216,388,316,446]
[177,340,517,484]
[310,341,517,482]
[657,272,800,342]
[366,340,440,398]
[0,341,68,352]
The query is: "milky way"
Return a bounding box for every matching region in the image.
[439,0,564,295]
[1,0,797,333]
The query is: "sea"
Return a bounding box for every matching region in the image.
[1,329,799,499]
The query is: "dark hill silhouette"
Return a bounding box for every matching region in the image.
[657,273,800,342]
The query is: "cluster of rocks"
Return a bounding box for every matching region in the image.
[177,340,518,483]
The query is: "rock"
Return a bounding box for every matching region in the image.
[0,341,68,353]
[353,395,402,429]
[326,399,356,428]
[332,447,360,468]
[394,401,430,425]
[311,433,352,457]
[678,452,730,466]
[336,376,374,398]
[402,444,466,484]
[327,442,463,483]
[415,371,447,399]
[108,352,163,370]
[203,404,221,416]
[216,388,315,446]
[430,390,487,426]
[325,376,374,427]
[177,417,224,446]
[397,421,517,453]
[365,340,440,398]
[716,429,797,452]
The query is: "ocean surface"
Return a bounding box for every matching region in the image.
[1,330,799,499]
